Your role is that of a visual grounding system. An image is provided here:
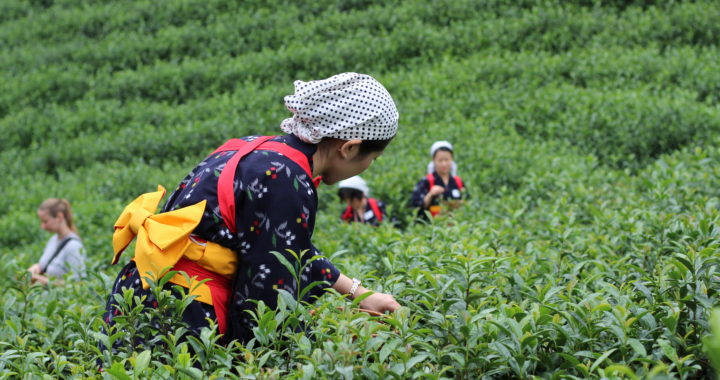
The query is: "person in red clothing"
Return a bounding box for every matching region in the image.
[338,176,387,226]
[410,141,466,218]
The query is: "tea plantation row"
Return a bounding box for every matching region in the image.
[0,0,719,378]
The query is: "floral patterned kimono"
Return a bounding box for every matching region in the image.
[103,134,340,343]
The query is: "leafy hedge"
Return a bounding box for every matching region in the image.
[1,0,719,378]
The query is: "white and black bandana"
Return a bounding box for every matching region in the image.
[280,72,399,144]
[427,140,458,176]
[337,175,370,196]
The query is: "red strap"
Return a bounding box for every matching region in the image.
[341,206,353,222]
[216,136,315,233]
[214,139,313,177]
[212,138,250,154]
[454,176,464,190]
[173,257,230,334]
[426,173,435,189]
[427,173,463,191]
[217,136,274,233]
[259,142,312,178]
[262,143,321,187]
[368,198,383,223]
[426,174,439,217]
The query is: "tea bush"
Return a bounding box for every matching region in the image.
[1,0,719,378]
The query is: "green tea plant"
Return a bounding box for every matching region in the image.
[2,0,720,378]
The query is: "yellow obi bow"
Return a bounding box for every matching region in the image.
[112,186,238,305]
[112,185,205,283]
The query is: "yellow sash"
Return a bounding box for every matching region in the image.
[112,185,237,305]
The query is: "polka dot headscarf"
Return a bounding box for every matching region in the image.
[281,72,399,144]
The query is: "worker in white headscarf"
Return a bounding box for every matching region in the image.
[103,73,401,347]
[337,175,387,226]
[411,140,465,218]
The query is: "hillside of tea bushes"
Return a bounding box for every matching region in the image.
[1,0,720,378]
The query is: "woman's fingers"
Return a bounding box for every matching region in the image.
[384,297,401,312]
[362,293,401,313]
[390,299,401,311]
[28,264,41,275]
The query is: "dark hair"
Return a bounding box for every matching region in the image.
[432,147,453,158]
[338,188,365,201]
[358,137,394,156]
[320,137,394,159]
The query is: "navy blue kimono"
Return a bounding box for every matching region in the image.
[103,135,340,344]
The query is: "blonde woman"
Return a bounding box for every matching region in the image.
[27,199,86,285]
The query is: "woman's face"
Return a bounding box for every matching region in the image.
[433,150,453,176]
[38,209,63,233]
[348,196,366,210]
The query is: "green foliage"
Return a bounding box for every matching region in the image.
[1,0,719,378]
[704,308,720,377]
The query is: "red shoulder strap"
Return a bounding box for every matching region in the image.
[260,142,321,187]
[213,139,313,177]
[426,173,435,189]
[341,206,353,222]
[216,136,315,233]
[454,176,463,190]
[212,138,254,154]
[368,198,383,223]
[217,136,274,233]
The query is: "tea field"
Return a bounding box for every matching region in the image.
[1,0,720,378]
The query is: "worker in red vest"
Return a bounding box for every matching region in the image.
[102,73,401,348]
[410,141,465,218]
[338,176,387,226]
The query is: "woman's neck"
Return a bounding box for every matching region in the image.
[437,172,450,184]
[354,198,367,214]
[312,143,329,177]
[56,224,72,240]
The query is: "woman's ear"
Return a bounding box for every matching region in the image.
[338,139,363,159]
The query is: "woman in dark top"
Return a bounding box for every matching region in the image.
[411,141,465,218]
[104,73,401,345]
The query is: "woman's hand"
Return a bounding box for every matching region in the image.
[359,292,401,314]
[332,274,401,314]
[31,273,49,286]
[428,185,445,197]
[423,185,445,207]
[27,264,41,275]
